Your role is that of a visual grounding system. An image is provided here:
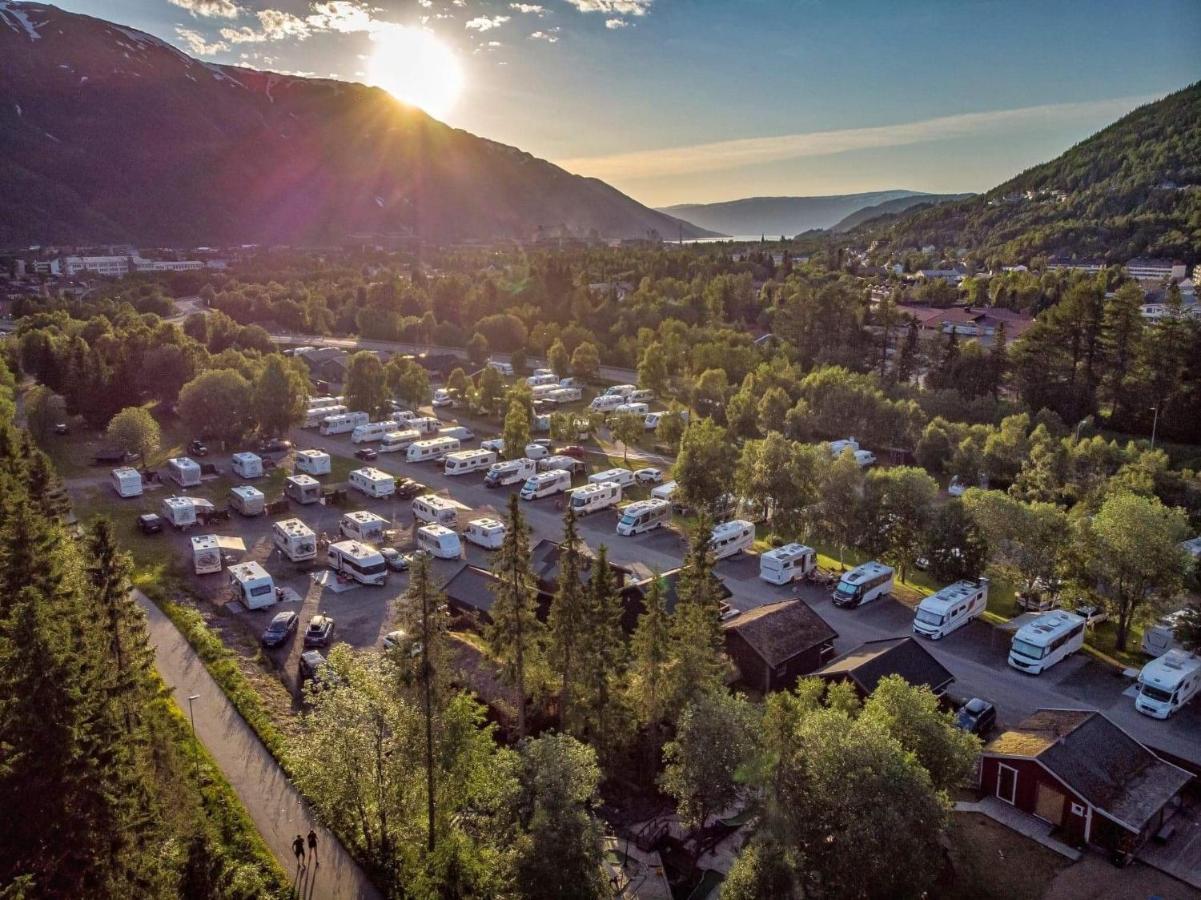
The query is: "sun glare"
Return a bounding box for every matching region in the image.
[367,25,463,120]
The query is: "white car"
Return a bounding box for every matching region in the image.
[481,438,505,453]
[1073,604,1109,627]
[947,476,966,497]
[635,467,663,485]
[432,390,453,408]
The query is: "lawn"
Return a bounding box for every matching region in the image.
[936,812,1069,900]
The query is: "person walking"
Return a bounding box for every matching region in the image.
[307,829,319,866]
[292,834,306,868]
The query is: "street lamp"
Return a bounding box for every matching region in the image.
[187,693,201,783]
[1150,404,1161,451]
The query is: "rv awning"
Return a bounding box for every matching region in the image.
[214,536,246,552]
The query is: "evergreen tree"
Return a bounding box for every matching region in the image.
[575,545,628,762]
[547,505,585,733]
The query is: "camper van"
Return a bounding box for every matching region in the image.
[520,469,573,501]
[853,450,877,468]
[380,429,421,453]
[411,494,464,527]
[229,561,276,610]
[320,411,370,435]
[408,416,441,435]
[294,449,331,476]
[272,518,317,562]
[348,467,396,499]
[589,468,636,489]
[524,442,551,461]
[285,474,322,505]
[167,456,202,488]
[486,359,514,376]
[391,409,417,423]
[629,388,654,403]
[710,520,755,560]
[1008,610,1086,674]
[327,540,388,586]
[465,518,507,550]
[645,410,688,431]
[569,481,622,515]
[485,458,536,488]
[407,437,460,463]
[160,496,200,529]
[351,421,401,444]
[651,481,678,502]
[1135,650,1201,719]
[531,383,561,401]
[111,466,143,498]
[614,402,650,417]
[231,452,263,479]
[831,561,895,609]
[526,372,558,388]
[444,448,497,476]
[1142,610,1188,657]
[438,425,477,443]
[539,455,586,476]
[547,387,582,404]
[306,395,340,412]
[759,543,817,585]
[190,534,223,575]
[828,437,860,456]
[304,404,347,428]
[340,510,389,544]
[229,485,266,517]
[616,498,671,536]
[912,578,990,640]
[417,524,463,559]
[604,384,637,399]
[589,394,625,413]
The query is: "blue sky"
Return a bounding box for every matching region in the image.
[57,0,1201,206]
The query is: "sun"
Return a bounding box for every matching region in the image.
[367,25,463,119]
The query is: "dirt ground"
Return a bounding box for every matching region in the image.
[1043,855,1200,900]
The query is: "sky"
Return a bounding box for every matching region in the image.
[55,0,1201,207]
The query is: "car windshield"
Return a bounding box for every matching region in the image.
[833,583,857,601]
[619,514,637,526]
[915,608,944,626]
[1011,638,1047,660]
[1140,684,1173,703]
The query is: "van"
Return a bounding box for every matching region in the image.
[348,467,396,499]
[912,578,990,640]
[340,510,389,544]
[351,421,401,444]
[273,518,317,562]
[229,485,266,517]
[412,494,466,527]
[604,384,637,399]
[614,402,649,417]
[111,466,143,498]
[191,534,223,575]
[407,437,460,463]
[759,543,816,585]
[616,498,671,536]
[465,517,507,550]
[285,474,322,505]
[304,403,346,428]
[589,468,635,489]
[294,449,331,476]
[320,411,370,435]
[417,524,463,559]
[1142,610,1188,657]
[520,469,573,500]
[438,425,476,443]
[231,452,263,478]
[1008,610,1086,675]
[589,394,624,413]
[380,429,421,453]
[485,458,536,488]
[167,456,201,488]
[569,481,622,515]
[486,359,514,377]
[832,561,894,608]
[710,520,754,560]
[1135,650,1201,719]
[229,561,276,610]
[327,540,388,586]
[444,448,496,476]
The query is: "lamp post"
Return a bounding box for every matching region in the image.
[1150,404,1161,451]
[187,693,201,783]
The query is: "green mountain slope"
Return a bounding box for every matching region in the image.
[829,193,972,233]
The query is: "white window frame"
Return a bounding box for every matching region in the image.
[996,763,1019,805]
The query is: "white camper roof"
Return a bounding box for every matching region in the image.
[711,519,753,540]
[231,452,261,464]
[622,498,669,516]
[1140,650,1201,691]
[295,449,330,462]
[446,449,493,462]
[112,466,141,480]
[329,540,384,563]
[1014,610,1085,645]
[762,542,813,563]
[343,510,388,526]
[162,496,195,513]
[275,517,314,538]
[414,493,467,510]
[651,480,678,500]
[287,474,319,487]
[418,523,456,539]
[190,534,219,552]
[572,481,618,496]
[229,560,270,583]
[352,466,393,482]
[591,468,630,481]
[230,485,264,501]
[468,517,505,533]
[918,579,987,616]
[168,456,200,472]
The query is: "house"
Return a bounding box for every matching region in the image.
[621,566,734,633]
[1045,257,1107,274]
[814,636,954,698]
[722,600,838,693]
[914,267,967,284]
[441,564,507,624]
[897,304,1036,341]
[1124,258,1187,282]
[980,709,1192,852]
[296,347,351,387]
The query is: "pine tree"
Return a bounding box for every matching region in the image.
[668,518,727,709]
[894,321,919,384]
[547,504,585,733]
[988,320,1008,402]
[575,545,628,761]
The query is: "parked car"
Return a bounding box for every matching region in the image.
[261,610,299,648]
[53,422,70,435]
[259,438,292,454]
[355,447,378,461]
[947,476,966,497]
[299,649,327,682]
[1073,604,1108,627]
[303,614,335,648]
[188,439,209,457]
[380,547,411,572]
[383,629,423,656]
[954,698,997,736]
[137,513,163,535]
[432,389,453,407]
[635,467,663,485]
[395,477,423,499]
[560,445,587,459]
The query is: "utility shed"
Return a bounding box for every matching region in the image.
[722,600,838,693]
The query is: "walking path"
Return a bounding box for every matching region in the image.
[135,591,381,899]
[954,798,1082,861]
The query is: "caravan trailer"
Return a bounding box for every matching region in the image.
[416,524,462,559]
[294,449,331,476]
[340,510,388,544]
[306,395,340,412]
[411,494,464,527]
[589,468,636,489]
[912,578,990,640]
[111,466,143,498]
[464,517,507,550]
[407,437,460,463]
[408,416,441,435]
[484,458,536,488]
[1008,610,1086,674]
[230,452,263,479]
[614,402,649,417]
[327,540,388,586]
[486,359,514,376]
[616,498,671,536]
[349,467,396,499]
[531,384,560,402]
[526,372,558,387]
[444,449,496,476]
[304,404,347,428]
[1142,610,1188,658]
[651,481,678,502]
[320,411,370,435]
[759,543,817,585]
[351,420,401,444]
[546,387,582,404]
[520,469,573,501]
[190,534,223,575]
[1135,650,1201,719]
[285,474,322,505]
[229,485,266,517]
[831,561,894,609]
[710,520,755,560]
[380,429,422,454]
[229,562,276,610]
[569,481,622,515]
[589,394,624,413]
[161,496,200,530]
[167,456,202,488]
[439,425,476,442]
[539,455,586,476]
[605,384,637,399]
[272,518,317,562]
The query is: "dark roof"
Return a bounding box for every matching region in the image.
[985,709,1193,830]
[723,600,838,667]
[298,347,346,367]
[623,566,733,615]
[815,637,954,696]
[531,538,638,593]
[441,564,499,614]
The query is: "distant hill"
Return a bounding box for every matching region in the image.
[852,83,1201,261]
[0,1,715,245]
[658,191,929,238]
[829,193,972,233]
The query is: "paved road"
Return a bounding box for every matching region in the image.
[136,591,382,900]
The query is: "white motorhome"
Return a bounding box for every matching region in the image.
[228,485,266,517]
[710,520,755,560]
[1142,610,1188,657]
[444,448,497,476]
[759,543,817,585]
[616,498,671,536]
[411,494,464,527]
[229,561,276,610]
[272,518,317,562]
[348,467,396,499]
[614,402,650,417]
[327,540,388,586]
[284,474,322,505]
[1136,650,1201,719]
[408,416,441,435]
[320,411,370,435]
[645,410,689,431]
[160,496,200,529]
[651,481,678,502]
[486,359,513,376]
[531,383,561,401]
[464,517,507,550]
[167,456,201,488]
[831,561,895,609]
[190,534,223,575]
[417,524,462,559]
[407,437,460,463]
[1008,610,1086,675]
[306,395,340,412]
[547,387,582,404]
[569,481,622,515]
[391,409,417,423]
[294,449,331,476]
[853,449,877,468]
[604,384,637,399]
[912,578,990,640]
[589,394,624,413]
[828,437,860,456]
[111,466,143,498]
[380,429,421,453]
[340,510,389,544]
[589,468,635,489]
[520,469,573,500]
[538,455,585,476]
[526,372,558,387]
[532,367,554,378]
[629,388,654,403]
[438,425,476,443]
[485,458,536,488]
[524,442,550,461]
[351,420,400,444]
[304,403,346,428]
[230,452,263,479]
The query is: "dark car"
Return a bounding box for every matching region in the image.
[54,422,70,435]
[303,614,335,648]
[299,649,327,682]
[380,547,410,572]
[261,610,299,648]
[188,439,209,457]
[259,438,293,454]
[395,477,423,499]
[355,447,378,461]
[954,698,997,736]
[560,445,587,459]
[137,513,163,535]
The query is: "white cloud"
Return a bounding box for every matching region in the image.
[418,0,433,5]
[529,27,558,41]
[168,0,241,19]
[559,96,1155,181]
[261,8,312,38]
[562,0,651,15]
[510,3,544,13]
[604,17,626,28]
[174,26,229,56]
[306,0,375,33]
[220,24,266,43]
[465,14,509,30]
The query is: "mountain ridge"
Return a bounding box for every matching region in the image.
[829,193,973,233]
[658,190,929,237]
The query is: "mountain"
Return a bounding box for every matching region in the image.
[657,191,930,238]
[850,83,1201,262]
[0,2,716,246]
[829,193,972,233]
